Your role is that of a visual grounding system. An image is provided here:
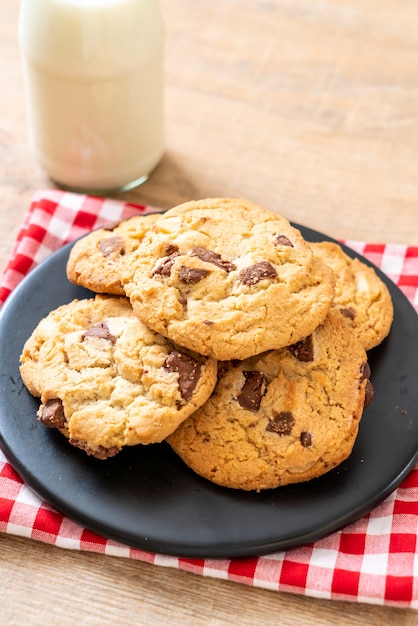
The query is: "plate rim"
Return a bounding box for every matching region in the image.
[0,222,417,558]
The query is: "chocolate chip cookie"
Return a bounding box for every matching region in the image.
[167,309,372,490]
[121,198,335,360]
[311,241,393,350]
[66,213,161,295]
[20,295,217,459]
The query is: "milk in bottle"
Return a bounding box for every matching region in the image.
[18,0,164,194]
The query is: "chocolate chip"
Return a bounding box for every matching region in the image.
[82,322,116,344]
[360,362,371,381]
[164,351,202,401]
[237,371,266,412]
[152,251,180,277]
[179,266,210,284]
[98,236,125,257]
[288,335,314,362]
[190,247,236,272]
[300,431,312,447]
[165,243,179,255]
[364,380,374,407]
[274,234,294,247]
[266,411,295,435]
[69,439,120,459]
[39,399,66,429]
[359,363,373,406]
[239,261,277,285]
[340,306,356,320]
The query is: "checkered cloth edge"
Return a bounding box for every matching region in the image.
[1,190,418,609]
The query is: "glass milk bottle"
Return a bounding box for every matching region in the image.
[18,0,164,194]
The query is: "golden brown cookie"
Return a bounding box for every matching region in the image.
[66,213,161,295]
[311,241,393,350]
[121,198,335,360]
[20,295,217,459]
[167,309,373,491]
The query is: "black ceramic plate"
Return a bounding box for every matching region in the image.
[0,225,417,559]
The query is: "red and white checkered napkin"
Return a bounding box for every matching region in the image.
[1,190,418,608]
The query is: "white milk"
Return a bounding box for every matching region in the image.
[18,0,164,193]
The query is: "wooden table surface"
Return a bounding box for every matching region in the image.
[1,0,418,624]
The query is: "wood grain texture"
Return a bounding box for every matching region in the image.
[1,0,418,624]
[1,535,417,626]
